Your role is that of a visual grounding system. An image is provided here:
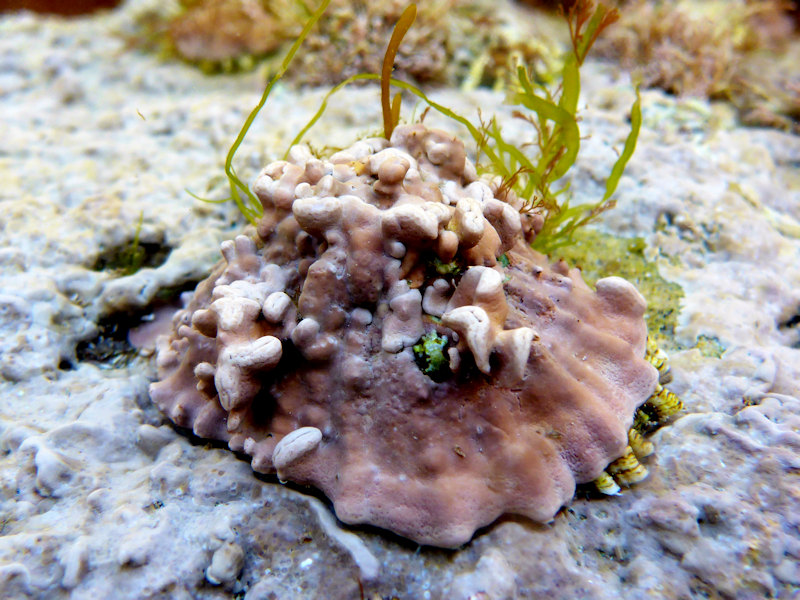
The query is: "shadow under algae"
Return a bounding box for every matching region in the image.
[150,0,683,548]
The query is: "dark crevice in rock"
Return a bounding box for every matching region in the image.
[75,313,149,369]
[92,240,172,276]
[74,280,199,369]
[778,307,800,348]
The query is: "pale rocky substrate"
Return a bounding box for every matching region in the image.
[1,1,799,599]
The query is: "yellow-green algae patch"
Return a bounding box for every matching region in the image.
[694,334,727,359]
[551,229,684,348]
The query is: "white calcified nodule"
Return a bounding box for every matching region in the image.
[262,291,293,323]
[272,427,323,481]
[441,305,493,373]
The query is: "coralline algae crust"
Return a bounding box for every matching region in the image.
[150,124,658,547]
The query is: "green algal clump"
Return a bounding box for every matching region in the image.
[413,331,450,380]
[695,334,726,358]
[432,257,463,276]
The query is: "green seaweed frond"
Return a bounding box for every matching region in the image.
[193,0,332,225]
[285,73,377,158]
[122,211,147,276]
[382,4,417,140]
[476,0,634,255]
[117,211,147,276]
[222,0,640,257]
[531,84,641,254]
[566,0,620,67]
[284,1,634,256]
[289,72,486,155]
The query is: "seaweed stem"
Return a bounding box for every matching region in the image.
[381,4,416,140]
[285,73,377,158]
[216,0,332,225]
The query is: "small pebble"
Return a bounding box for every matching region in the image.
[206,542,245,585]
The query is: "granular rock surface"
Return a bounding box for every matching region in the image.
[1,1,799,599]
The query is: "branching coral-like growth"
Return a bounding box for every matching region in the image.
[151,125,659,547]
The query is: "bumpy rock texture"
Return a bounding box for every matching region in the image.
[151,124,658,546]
[4,1,800,597]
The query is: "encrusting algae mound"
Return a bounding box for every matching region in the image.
[150,124,659,548]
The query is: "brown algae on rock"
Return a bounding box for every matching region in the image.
[137,0,566,86]
[594,0,800,132]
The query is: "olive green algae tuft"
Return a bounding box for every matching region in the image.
[413,331,450,380]
[694,334,727,358]
[552,229,684,348]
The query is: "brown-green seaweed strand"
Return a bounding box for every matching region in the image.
[381,4,416,140]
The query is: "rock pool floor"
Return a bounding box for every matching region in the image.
[1,2,799,599]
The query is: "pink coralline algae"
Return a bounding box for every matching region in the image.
[150,124,658,547]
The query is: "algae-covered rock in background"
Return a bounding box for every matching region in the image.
[137,0,565,85]
[594,0,800,131]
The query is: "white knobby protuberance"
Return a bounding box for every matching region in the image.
[494,327,536,384]
[382,204,439,242]
[453,198,485,248]
[482,198,522,252]
[215,336,282,411]
[382,283,424,353]
[293,196,343,235]
[262,291,293,323]
[210,297,262,333]
[441,305,493,373]
[422,278,452,317]
[291,317,320,351]
[595,276,647,317]
[272,427,323,482]
[474,267,504,302]
[446,266,507,322]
